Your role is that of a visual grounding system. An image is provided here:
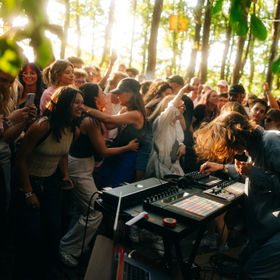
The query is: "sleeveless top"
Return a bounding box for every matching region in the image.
[111,121,146,148]
[27,120,73,177]
[70,113,100,158]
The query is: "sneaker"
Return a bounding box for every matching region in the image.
[59,250,79,267]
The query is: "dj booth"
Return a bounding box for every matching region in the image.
[93,172,245,279]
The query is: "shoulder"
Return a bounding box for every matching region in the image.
[123,110,143,119]
[81,115,100,131]
[28,118,49,135]
[263,130,280,145]
[42,87,54,97]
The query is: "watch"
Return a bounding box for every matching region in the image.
[25,191,33,198]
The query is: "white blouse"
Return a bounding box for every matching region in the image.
[146,100,184,178]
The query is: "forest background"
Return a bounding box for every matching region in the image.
[1,0,280,96]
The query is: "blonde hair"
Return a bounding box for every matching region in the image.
[0,78,19,116]
[194,112,258,163]
[148,94,175,123]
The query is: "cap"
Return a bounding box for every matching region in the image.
[167,75,184,86]
[217,80,228,87]
[111,78,140,94]
[229,84,245,95]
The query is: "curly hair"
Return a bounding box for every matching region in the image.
[194,112,259,162]
[144,81,172,105]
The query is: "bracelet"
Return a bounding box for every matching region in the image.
[24,191,33,198]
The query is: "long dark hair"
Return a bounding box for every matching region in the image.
[128,90,146,118]
[79,83,99,109]
[44,86,81,141]
[18,63,45,106]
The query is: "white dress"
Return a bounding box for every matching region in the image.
[146,100,184,178]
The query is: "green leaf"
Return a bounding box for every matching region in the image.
[36,36,53,68]
[250,14,267,41]
[230,15,248,37]
[271,56,280,74]
[0,37,24,76]
[0,0,19,17]
[212,0,223,16]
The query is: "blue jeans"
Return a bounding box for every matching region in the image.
[14,173,61,280]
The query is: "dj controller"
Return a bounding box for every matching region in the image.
[101,172,245,223]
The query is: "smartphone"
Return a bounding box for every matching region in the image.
[25,93,35,106]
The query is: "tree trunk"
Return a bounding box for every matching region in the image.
[226,35,234,82]
[140,0,152,73]
[231,35,246,84]
[199,0,212,84]
[248,38,255,93]
[146,0,163,78]
[141,28,149,73]
[277,76,280,90]
[240,30,252,77]
[266,0,280,88]
[60,0,70,59]
[100,0,116,67]
[220,25,231,80]
[76,12,81,57]
[129,0,137,67]
[91,19,95,61]
[186,0,204,81]
[172,31,178,73]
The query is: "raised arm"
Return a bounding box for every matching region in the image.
[262,82,279,109]
[171,84,192,108]
[84,107,143,127]
[98,50,117,90]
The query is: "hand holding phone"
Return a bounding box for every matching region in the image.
[25,93,35,106]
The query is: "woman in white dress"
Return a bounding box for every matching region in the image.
[146,85,190,178]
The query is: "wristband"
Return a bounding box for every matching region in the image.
[264,90,271,95]
[25,191,33,198]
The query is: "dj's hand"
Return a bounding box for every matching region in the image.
[200,161,223,174]
[235,159,252,177]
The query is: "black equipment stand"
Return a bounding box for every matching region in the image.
[95,177,244,279]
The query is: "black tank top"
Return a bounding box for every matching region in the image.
[70,113,100,159]
[111,121,146,148]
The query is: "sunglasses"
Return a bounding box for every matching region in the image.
[265,118,273,123]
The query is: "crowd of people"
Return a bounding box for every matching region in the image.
[1,53,280,280]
